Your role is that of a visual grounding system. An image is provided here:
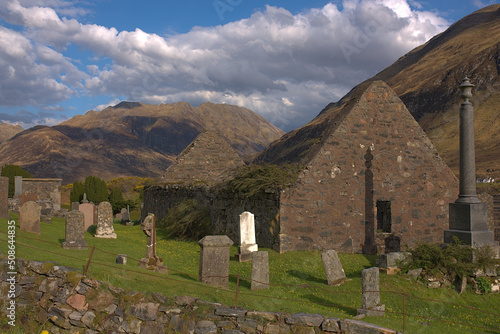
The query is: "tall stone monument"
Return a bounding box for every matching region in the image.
[139,213,167,273]
[444,77,494,246]
[62,210,88,250]
[0,176,9,219]
[95,201,117,239]
[235,211,258,262]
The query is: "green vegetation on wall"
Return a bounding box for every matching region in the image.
[0,164,32,197]
[158,199,210,241]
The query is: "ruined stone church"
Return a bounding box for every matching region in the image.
[144,80,459,254]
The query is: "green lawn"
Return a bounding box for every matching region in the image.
[0,214,499,334]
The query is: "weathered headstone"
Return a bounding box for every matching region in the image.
[198,235,233,287]
[19,193,38,206]
[357,267,385,317]
[378,252,409,269]
[138,213,167,273]
[94,201,117,239]
[0,176,9,218]
[14,176,22,197]
[236,211,258,262]
[251,251,269,290]
[116,254,127,265]
[71,202,80,211]
[19,201,41,234]
[79,203,97,231]
[322,250,347,286]
[121,207,131,226]
[62,210,88,250]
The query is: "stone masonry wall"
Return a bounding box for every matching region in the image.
[278,82,459,253]
[0,259,399,334]
[142,185,281,248]
[22,178,62,211]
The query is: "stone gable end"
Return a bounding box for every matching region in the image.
[278,81,459,253]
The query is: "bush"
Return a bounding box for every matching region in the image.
[158,199,210,241]
[84,175,109,204]
[70,181,84,203]
[1,165,32,197]
[476,277,492,294]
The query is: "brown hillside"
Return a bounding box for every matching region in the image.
[0,122,24,143]
[370,4,500,178]
[0,102,283,183]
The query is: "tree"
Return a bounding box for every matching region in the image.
[84,176,109,204]
[109,188,125,213]
[0,165,33,198]
[70,181,85,203]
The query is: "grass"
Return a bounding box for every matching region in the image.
[0,214,499,334]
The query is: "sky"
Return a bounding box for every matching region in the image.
[0,0,496,132]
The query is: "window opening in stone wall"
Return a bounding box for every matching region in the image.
[376,200,391,233]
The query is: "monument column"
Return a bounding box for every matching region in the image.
[444,77,494,246]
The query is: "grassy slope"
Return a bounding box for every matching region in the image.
[0,214,499,333]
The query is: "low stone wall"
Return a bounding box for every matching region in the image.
[0,259,399,334]
[142,185,281,248]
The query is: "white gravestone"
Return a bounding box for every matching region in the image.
[236,211,258,262]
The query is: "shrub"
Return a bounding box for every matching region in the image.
[159,199,210,241]
[476,277,492,294]
[70,181,84,203]
[1,164,32,197]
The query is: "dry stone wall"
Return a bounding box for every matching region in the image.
[0,259,399,334]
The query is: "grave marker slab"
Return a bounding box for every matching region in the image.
[79,203,97,231]
[116,254,127,265]
[199,235,233,287]
[236,211,258,262]
[62,210,88,250]
[0,176,9,218]
[19,201,41,234]
[121,207,131,225]
[357,267,385,317]
[71,202,80,211]
[14,176,22,197]
[251,251,269,290]
[322,250,347,286]
[95,202,117,239]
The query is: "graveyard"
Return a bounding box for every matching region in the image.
[1,211,499,333]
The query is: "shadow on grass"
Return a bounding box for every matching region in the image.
[172,272,198,282]
[302,293,358,316]
[229,275,251,290]
[287,270,327,285]
[362,254,378,268]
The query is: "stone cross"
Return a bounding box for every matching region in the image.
[19,201,41,234]
[321,250,346,286]
[357,267,385,317]
[0,176,9,219]
[198,235,233,287]
[94,201,117,239]
[62,210,88,250]
[79,202,97,231]
[445,77,494,246]
[138,213,167,273]
[251,251,269,290]
[236,211,258,262]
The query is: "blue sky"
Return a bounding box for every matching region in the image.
[0,0,495,131]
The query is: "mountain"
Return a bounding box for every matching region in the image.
[0,122,24,143]
[0,102,284,183]
[369,4,500,178]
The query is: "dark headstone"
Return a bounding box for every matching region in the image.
[322,250,347,286]
[19,201,41,234]
[116,254,127,265]
[121,208,130,224]
[251,251,269,290]
[62,210,88,250]
[198,235,233,287]
[0,176,9,218]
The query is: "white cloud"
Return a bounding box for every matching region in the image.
[0,0,450,130]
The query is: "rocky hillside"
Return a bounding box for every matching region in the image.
[0,102,284,183]
[0,121,23,143]
[370,4,500,178]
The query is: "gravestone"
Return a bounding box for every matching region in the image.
[62,210,88,250]
[357,267,385,317]
[378,252,409,269]
[121,207,132,226]
[71,202,80,211]
[116,254,127,265]
[322,250,347,286]
[198,235,233,287]
[94,201,117,239]
[251,251,269,290]
[79,203,97,231]
[138,213,167,273]
[19,193,38,206]
[19,201,41,234]
[235,211,258,262]
[0,176,9,218]
[14,176,22,197]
